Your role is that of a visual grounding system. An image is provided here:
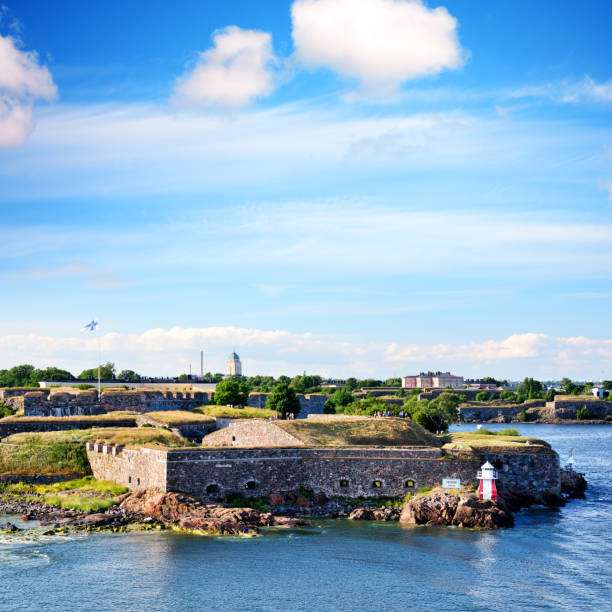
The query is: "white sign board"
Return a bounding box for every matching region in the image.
[442,478,461,489]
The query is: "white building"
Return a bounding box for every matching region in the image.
[226,352,242,376]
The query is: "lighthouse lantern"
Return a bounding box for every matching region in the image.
[477,461,498,501]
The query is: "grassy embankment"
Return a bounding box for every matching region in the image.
[194,405,276,419]
[0,411,139,422]
[276,416,441,447]
[144,411,216,425]
[0,476,129,512]
[444,430,552,454]
[0,428,189,476]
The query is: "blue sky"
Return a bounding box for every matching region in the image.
[0,0,611,380]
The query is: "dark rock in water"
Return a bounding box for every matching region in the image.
[400,491,514,529]
[0,522,21,532]
[561,468,587,499]
[453,496,514,529]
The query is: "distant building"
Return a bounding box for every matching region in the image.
[464,379,499,390]
[226,352,242,376]
[401,371,463,389]
[592,387,609,398]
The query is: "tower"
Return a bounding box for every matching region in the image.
[477,461,498,501]
[226,352,242,376]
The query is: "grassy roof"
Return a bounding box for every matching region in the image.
[1,412,138,423]
[194,405,276,419]
[444,432,553,454]
[276,416,441,447]
[145,410,216,425]
[7,427,187,448]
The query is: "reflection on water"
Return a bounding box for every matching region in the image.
[0,425,609,611]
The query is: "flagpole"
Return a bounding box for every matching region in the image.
[97,335,101,402]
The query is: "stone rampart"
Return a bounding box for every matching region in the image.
[0,418,137,439]
[419,389,502,401]
[86,443,167,490]
[2,388,209,417]
[87,444,560,502]
[546,397,612,420]
[203,420,303,447]
[460,405,523,422]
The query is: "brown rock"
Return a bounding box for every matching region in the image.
[295,494,311,508]
[400,493,458,525]
[268,493,285,506]
[348,507,375,520]
[312,492,328,505]
[453,496,514,529]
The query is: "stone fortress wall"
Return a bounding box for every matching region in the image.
[0,387,210,417]
[546,396,612,420]
[88,443,560,502]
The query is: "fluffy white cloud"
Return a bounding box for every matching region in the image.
[291,0,464,97]
[385,333,550,364]
[0,327,611,379]
[0,34,56,147]
[174,26,276,108]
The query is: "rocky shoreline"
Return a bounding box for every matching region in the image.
[0,467,587,535]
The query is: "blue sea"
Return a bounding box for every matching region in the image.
[0,424,610,611]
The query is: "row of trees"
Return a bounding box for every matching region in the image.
[0,363,143,387]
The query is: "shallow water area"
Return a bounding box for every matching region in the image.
[0,424,610,611]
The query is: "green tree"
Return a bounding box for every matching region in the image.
[602,380,612,391]
[576,406,591,420]
[385,377,401,386]
[117,369,141,382]
[78,362,116,380]
[324,388,355,414]
[0,364,37,387]
[265,383,301,418]
[404,392,459,433]
[345,377,358,392]
[516,377,544,401]
[32,366,74,382]
[213,377,249,406]
[545,388,556,402]
[475,391,490,402]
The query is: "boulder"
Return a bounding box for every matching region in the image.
[400,493,458,525]
[560,468,587,498]
[400,490,513,529]
[268,493,285,506]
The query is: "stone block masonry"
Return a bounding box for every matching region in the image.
[87,444,560,502]
[0,387,209,417]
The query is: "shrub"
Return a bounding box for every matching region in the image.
[498,428,519,436]
[42,494,116,512]
[0,402,15,418]
[77,384,95,390]
[475,391,489,402]
[576,407,591,420]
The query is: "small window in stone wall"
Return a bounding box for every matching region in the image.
[206,484,219,495]
[372,480,382,488]
[245,480,258,490]
[137,478,140,486]
[339,479,349,487]
[232,436,236,442]
[404,480,414,488]
[128,476,132,484]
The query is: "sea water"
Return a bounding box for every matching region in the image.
[0,424,610,611]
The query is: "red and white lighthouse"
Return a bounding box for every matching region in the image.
[477,461,498,501]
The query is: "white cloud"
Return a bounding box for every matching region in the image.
[291,0,464,98]
[0,327,611,379]
[508,77,612,106]
[601,180,612,204]
[173,26,277,108]
[0,34,56,147]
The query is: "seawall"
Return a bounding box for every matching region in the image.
[87,444,560,501]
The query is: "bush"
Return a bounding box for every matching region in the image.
[0,402,15,418]
[475,391,489,402]
[576,407,591,420]
[498,428,519,436]
[77,384,95,390]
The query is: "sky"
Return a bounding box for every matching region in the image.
[0,0,611,381]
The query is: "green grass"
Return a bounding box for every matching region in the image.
[444,432,551,453]
[41,494,117,512]
[417,487,432,495]
[194,405,276,419]
[144,411,216,425]
[35,476,128,495]
[7,427,188,448]
[276,416,440,447]
[0,412,138,423]
[0,440,92,475]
